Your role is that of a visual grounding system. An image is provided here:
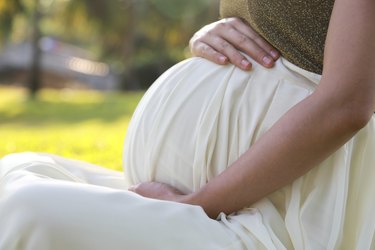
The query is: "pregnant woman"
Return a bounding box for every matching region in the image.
[1,0,375,249]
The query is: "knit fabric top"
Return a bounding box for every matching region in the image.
[220,0,335,74]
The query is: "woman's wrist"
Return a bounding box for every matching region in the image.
[179,188,222,219]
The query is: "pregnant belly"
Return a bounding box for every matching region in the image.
[123,56,318,193]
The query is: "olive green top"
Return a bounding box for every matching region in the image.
[220,0,335,74]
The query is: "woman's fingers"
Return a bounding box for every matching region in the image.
[129,182,185,202]
[230,17,280,61]
[205,33,254,69]
[193,41,230,65]
[214,26,272,68]
[214,18,278,68]
[190,23,251,70]
[190,17,280,70]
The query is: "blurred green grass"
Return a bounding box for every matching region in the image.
[0,86,144,171]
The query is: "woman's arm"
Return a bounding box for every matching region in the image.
[132,0,375,219]
[184,0,375,218]
[189,17,280,70]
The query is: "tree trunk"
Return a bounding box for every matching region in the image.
[28,0,42,99]
[121,0,141,90]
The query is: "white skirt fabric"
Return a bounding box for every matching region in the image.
[1,56,375,250]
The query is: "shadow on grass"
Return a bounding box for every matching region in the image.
[0,92,144,126]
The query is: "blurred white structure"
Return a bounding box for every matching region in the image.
[0,37,120,90]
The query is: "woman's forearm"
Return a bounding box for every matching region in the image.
[186,0,375,219]
[187,90,364,218]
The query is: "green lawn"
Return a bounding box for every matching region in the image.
[0,86,144,171]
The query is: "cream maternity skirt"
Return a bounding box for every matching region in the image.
[1,56,375,250]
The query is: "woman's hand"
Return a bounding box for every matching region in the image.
[129,182,187,203]
[189,17,280,70]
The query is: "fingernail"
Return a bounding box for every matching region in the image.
[270,50,279,59]
[262,55,273,65]
[219,56,228,64]
[241,59,251,69]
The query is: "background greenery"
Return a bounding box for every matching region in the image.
[0,0,219,93]
[0,86,143,171]
[0,0,219,169]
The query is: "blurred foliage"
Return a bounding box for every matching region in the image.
[0,86,144,170]
[0,0,24,41]
[0,0,220,90]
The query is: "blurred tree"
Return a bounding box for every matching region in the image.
[0,0,24,43]
[0,0,220,91]
[61,0,219,89]
[0,0,43,98]
[28,0,42,98]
